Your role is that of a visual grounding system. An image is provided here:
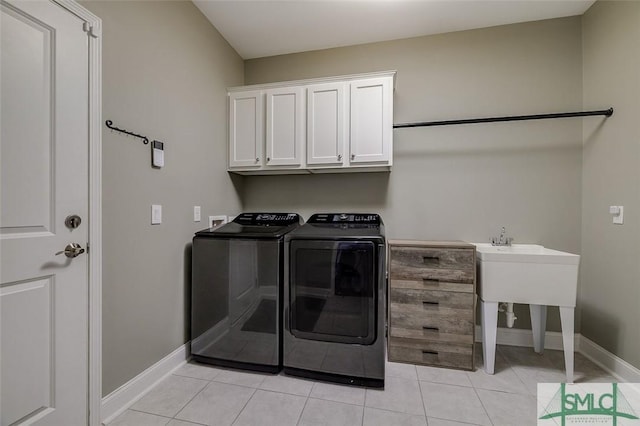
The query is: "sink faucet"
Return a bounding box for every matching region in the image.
[491,227,513,246]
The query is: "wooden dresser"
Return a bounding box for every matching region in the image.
[387,240,476,370]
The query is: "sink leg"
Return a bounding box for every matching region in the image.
[559,306,575,383]
[481,300,499,375]
[530,304,547,354]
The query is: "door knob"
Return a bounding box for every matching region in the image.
[55,243,85,258]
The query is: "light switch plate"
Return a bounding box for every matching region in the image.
[610,205,624,224]
[151,204,162,225]
[194,206,201,222]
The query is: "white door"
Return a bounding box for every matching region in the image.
[229,90,263,169]
[349,77,393,164]
[1,1,89,425]
[265,87,304,167]
[306,82,346,166]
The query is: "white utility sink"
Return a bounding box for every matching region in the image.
[475,243,579,306]
[474,243,580,382]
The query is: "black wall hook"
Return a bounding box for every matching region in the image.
[105,119,149,144]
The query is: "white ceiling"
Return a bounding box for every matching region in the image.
[193,0,596,60]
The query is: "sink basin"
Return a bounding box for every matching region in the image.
[474,243,580,306]
[474,243,580,381]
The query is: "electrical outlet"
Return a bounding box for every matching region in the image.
[209,215,227,229]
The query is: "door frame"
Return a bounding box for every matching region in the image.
[51,1,102,424]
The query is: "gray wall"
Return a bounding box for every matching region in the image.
[243,17,584,332]
[81,1,244,396]
[581,1,640,368]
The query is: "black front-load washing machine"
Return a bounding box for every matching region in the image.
[191,212,302,373]
[283,213,386,387]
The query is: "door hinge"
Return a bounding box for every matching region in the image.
[83,22,98,38]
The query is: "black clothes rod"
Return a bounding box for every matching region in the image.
[393,108,613,129]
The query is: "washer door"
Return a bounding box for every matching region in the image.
[289,240,376,344]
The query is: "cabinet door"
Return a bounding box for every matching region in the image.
[349,77,393,164]
[229,90,263,168]
[265,87,304,167]
[306,82,346,166]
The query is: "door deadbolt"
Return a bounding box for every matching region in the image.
[65,215,82,229]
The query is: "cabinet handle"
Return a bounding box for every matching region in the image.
[267,157,270,162]
[422,301,439,307]
[423,255,440,265]
[337,154,342,161]
[351,154,355,160]
[422,350,438,356]
[422,326,440,332]
[255,157,260,162]
[422,278,440,285]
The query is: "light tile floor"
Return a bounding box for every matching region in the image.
[107,344,617,426]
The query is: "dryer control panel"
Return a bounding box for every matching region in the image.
[234,212,301,225]
[308,213,381,224]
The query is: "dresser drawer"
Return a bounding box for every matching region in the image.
[389,266,475,284]
[390,278,473,293]
[388,337,473,370]
[390,246,474,271]
[389,309,474,344]
[390,246,474,283]
[390,287,474,311]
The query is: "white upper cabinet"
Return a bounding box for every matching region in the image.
[227,71,395,175]
[265,86,304,167]
[349,77,393,165]
[229,90,263,168]
[306,82,346,166]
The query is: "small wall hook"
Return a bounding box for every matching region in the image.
[105,119,149,144]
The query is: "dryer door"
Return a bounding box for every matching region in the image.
[289,240,376,344]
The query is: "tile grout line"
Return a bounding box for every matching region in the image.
[126,408,174,420]
[294,391,311,426]
[229,387,259,425]
[416,372,430,421]
[470,375,496,426]
[485,345,536,396]
[499,347,551,397]
[358,403,430,418]
[428,414,488,426]
[477,345,523,425]
[122,375,210,421]
[170,376,211,423]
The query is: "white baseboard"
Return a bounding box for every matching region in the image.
[101,343,189,424]
[578,335,640,383]
[474,326,579,351]
[474,327,640,383]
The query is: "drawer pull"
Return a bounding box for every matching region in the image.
[422,350,438,356]
[422,278,440,285]
[422,255,440,265]
[422,326,440,332]
[422,301,440,306]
